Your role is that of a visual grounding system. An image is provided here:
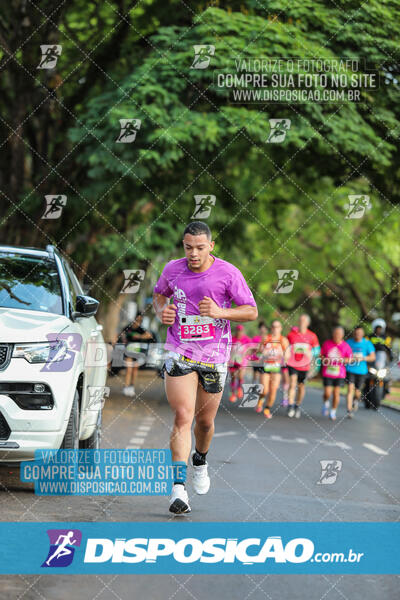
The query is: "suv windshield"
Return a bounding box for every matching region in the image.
[0,253,63,314]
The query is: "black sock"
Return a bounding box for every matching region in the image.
[192,448,208,466]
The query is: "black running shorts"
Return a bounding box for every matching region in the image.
[161,352,228,393]
[346,372,366,390]
[288,366,308,384]
[323,377,345,388]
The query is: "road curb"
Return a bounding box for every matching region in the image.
[382,402,400,413]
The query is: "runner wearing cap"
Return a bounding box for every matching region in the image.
[153,221,258,514]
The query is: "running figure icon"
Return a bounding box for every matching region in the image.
[45,531,77,566]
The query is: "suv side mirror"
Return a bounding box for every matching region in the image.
[72,295,99,318]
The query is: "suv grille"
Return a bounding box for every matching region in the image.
[0,344,12,371]
[0,412,11,440]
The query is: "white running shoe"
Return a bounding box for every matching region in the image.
[287,405,295,418]
[123,385,135,397]
[122,386,130,396]
[169,484,191,514]
[191,452,210,495]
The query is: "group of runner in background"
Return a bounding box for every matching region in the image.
[228,314,391,421]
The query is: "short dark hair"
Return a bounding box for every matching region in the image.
[183,221,212,241]
[258,321,266,328]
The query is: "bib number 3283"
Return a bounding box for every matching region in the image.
[179,315,215,341]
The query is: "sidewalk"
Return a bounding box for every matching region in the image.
[306,379,400,412]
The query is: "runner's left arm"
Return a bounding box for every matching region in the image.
[198,296,257,322]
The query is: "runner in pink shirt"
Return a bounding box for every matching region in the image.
[250,321,268,384]
[228,324,253,402]
[320,326,353,420]
[153,221,258,514]
[286,315,320,418]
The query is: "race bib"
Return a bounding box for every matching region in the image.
[293,343,309,362]
[125,342,142,354]
[353,352,364,362]
[264,345,282,364]
[179,315,215,341]
[326,365,340,376]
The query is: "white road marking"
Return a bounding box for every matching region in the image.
[129,437,146,444]
[214,431,238,438]
[270,435,308,444]
[316,439,352,450]
[363,443,389,456]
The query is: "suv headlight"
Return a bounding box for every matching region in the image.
[12,340,68,363]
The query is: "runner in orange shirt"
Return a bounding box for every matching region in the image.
[255,320,289,419]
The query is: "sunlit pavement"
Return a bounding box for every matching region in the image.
[0,369,399,599]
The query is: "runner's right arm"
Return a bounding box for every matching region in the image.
[153,293,177,325]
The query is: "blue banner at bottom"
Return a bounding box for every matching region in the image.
[0,522,398,574]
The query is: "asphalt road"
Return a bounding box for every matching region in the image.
[1,369,399,599]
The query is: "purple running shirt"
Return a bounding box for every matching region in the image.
[153,255,257,363]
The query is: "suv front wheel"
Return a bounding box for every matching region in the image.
[79,409,101,449]
[60,389,79,449]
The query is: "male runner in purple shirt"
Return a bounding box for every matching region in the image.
[153,221,258,514]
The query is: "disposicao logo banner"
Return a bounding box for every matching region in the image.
[0,522,399,574]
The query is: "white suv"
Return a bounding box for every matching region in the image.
[0,245,107,462]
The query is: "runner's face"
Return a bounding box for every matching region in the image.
[354,328,363,341]
[333,328,344,343]
[183,233,214,270]
[271,322,282,336]
[259,325,268,336]
[299,315,309,331]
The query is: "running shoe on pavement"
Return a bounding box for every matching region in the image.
[294,405,301,419]
[169,484,191,514]
[229,393,237,403]
[123,385,135,397]
[255,400,264,413]
[322,401,329,417]
[287,404,295,418]
[329,409,337,421]
[237,386,244,400]
[263,407,272,419]
[191,452,210,495]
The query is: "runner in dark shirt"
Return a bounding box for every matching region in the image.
[119,312,153,396]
